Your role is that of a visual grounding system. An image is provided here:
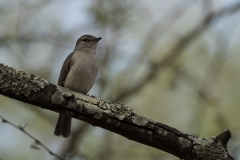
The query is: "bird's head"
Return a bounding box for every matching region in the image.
[74,34,102,53]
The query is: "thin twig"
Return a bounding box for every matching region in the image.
[0,115,65,160]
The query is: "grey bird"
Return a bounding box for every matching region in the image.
[54,34,101,138]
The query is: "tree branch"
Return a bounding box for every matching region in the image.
[0,63,234,159]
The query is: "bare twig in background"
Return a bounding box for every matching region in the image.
[112,1,240,103]
[118,0,198,85]
[187,0,238,134]
[188,35,229,133]
[170,64,228,132]
[0,115,65,160]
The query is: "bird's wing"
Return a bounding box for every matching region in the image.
[57,52,74,86]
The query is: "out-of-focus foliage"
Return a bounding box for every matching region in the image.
[1,0,240,160]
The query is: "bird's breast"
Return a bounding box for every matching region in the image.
[64,55,98,94]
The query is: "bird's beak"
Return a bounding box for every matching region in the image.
[95,37,102,42]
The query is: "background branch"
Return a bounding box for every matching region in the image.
[0,115,64,160]
[112,1,240,102]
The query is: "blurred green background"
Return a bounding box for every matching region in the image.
[1,0,240,159]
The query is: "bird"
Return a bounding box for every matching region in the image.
[54,34,101,138]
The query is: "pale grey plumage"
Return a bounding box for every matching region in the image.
[54,34,101,138]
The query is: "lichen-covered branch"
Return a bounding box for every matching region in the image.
[0,63,234,160]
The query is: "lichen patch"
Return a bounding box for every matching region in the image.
[132,115,148,126]
[0,63,49,97]
[86,104,102,119]
[51,91,64,105]
[178,137,191,148]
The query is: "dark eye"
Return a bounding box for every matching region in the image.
[82,38,88,42]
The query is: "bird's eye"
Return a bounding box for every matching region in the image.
[82,38,88,42]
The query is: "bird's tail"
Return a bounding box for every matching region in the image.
[54,114,72,138]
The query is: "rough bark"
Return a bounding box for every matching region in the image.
[0,63,234,160]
